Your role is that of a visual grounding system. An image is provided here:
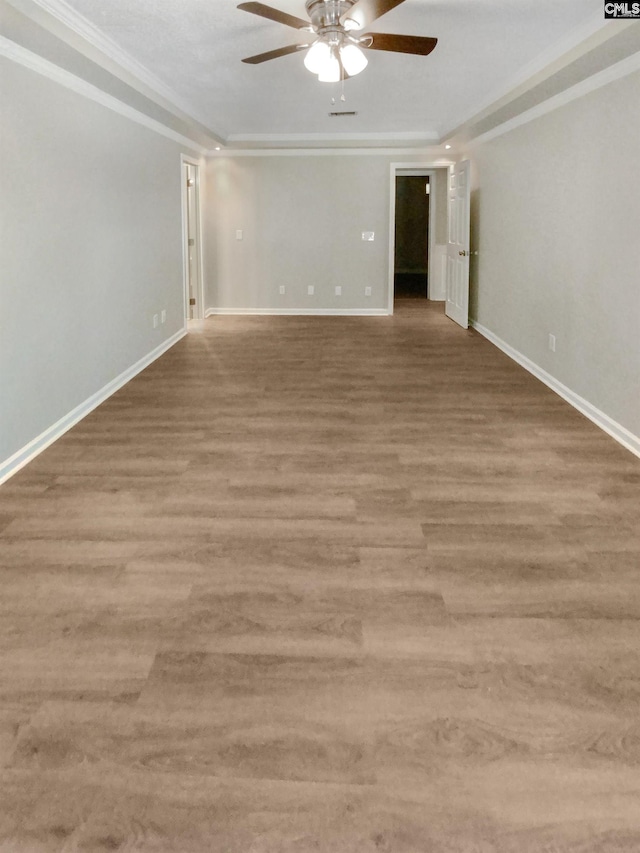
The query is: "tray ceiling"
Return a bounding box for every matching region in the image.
[32,0,605,146]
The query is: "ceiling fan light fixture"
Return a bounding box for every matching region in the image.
[340,43,368,76]
[317,46,341,82]
[304,39,330,74]
[237,1,439,83]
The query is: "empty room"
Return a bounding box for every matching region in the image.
[2,0,640,850]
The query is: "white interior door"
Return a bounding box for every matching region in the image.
[445,160,471,328]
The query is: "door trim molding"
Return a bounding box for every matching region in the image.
[472,320,640,460]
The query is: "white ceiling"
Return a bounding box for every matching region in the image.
[42,0,604,146]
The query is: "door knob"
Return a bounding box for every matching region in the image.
[458,250,468,257]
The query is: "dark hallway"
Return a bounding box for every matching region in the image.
[394,175,430,301]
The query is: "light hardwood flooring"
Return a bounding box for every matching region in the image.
[1,300,640,852]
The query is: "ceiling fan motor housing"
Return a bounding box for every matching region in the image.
[305,0,358,32]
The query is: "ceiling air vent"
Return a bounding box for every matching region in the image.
[328,111,358,117]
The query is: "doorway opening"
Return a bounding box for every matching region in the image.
[181,156,204,323]
[388,164,450,314]
[394,175,430,300]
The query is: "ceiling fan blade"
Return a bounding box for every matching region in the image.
[241,43,306,64]
[237,2,310,30]
[341,0,406,31]
[363,32,438,56]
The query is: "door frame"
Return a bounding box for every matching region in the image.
[180,154,205,322]
[388,161,453,315]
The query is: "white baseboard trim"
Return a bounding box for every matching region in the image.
[471,320,640,460]
[0,328,187,486]
[206,307,389,317]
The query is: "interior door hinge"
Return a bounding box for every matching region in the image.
[188,238,195,246]
[189,297,196,306]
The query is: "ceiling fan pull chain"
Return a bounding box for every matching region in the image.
[330,79,346,106]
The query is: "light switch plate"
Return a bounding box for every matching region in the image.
[236,230,243,240]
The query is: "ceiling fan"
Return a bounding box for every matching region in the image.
[238,0,438,82]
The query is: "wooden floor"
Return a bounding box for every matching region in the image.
[1,300,640,852]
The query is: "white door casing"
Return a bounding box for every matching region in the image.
[445,160,471,328]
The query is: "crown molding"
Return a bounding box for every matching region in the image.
[20,0,220,136]
[443,12,611,140]
[467,48,640,148]
[225,130,440,148]
[208,147,452,159]
[0,35,208,153]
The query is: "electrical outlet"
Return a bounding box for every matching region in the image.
[236,229,243,241]
[362,231,375,242]
[335,286,342,296]
[365,286,372,297]
[161,309,167,324]
[307,285,314,296]
[548,333,556,352]
[279,285,286,295]
[153,314,159,329]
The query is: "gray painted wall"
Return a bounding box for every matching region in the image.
[467,68,640,440]
[205,155,448,313]
[0,55,194,467]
